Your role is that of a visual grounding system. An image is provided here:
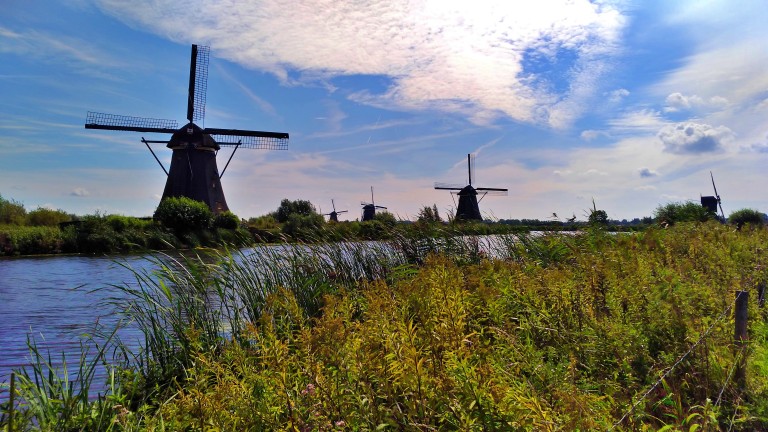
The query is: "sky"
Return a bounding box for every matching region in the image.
[2,0,767,222]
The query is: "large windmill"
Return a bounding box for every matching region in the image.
[435,154,508,221]
[700,171,725,220]
[84,44,288,214]
[324,199,348,222]
[361,187,387,221]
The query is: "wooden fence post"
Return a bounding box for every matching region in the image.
[734,290,749,390]
[9,372,14,432]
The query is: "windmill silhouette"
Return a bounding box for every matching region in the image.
[435,154,508,221]
[324,199,348,222]
[84,44,288,213]
[361,186,387,221]
[700,171,725,220]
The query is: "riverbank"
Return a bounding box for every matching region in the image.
[0,215,566,258]
[1,222,767,430]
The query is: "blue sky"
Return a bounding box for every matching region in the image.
[2,0,767,221]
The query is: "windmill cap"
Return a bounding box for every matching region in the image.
[168,122,220,150]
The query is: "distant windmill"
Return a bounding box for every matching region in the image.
[324,199,348,222]
[435,154,508,221]
[84,44,288,214]
[361,186,387,221]
[700,171,725,220]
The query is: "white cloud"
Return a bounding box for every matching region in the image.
[657,122,734,154]
[93,0,627,128]
[607,88,629,102]
[70,187,90,197]
[663,92,728,113]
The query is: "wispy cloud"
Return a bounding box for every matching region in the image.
[93,0,627,128]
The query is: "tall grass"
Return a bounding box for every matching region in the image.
[3,223,768,430]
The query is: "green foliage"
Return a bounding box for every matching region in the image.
[728,208,765,229]
[26,207,71,226]
[417,204,442,223]
[373,210,397,226]
[274,198,318,223]
[0,225,66,255]
[281,212,325,241]
[213,210,240,229]
[153,196,213,231]
[654,201,715,226]
[0,194,27,225]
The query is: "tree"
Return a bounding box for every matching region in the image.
[373,211,397,226]
[588,199,608,226]
[0,194,27,225]
[653,201,714,226]
[728,208,765,229]
[417,204,442,223]
[27,207,71,226]
[274,199,318,223]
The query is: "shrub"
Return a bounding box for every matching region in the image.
[282,213,324,241]
[213,211,240,229]
[0,225,65,255]
[654,201,714,225]
[153,197,212,231]
[106,215,151,232]
[0,194,27,225]
[728,208,765,229]
[373,210,397,226]
[26,207,71,226]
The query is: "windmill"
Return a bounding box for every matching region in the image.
[700,171,725,220]
[324,199,348,222]
[361,186,387,221]
[84,44,288,214]
[435,154,508,221]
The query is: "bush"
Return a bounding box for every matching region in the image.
[154,197,212,231]
[0,194,27,225]
[213,211,240,229]
[282,213,324,241]
[106,215,151,232]
[654,201,714,226]
[0,225,65,255]
[728,208,765,229]
[373,210,397,226]
[26,207,71,226]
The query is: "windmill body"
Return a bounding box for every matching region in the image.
[85,44,288,214]
[435,154,507,221]
[456,185,482,220]
[161,122,229,212]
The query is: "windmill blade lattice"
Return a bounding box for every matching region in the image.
[85,112,179,134]
[188,44,209,123]
[208,129,288,149]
